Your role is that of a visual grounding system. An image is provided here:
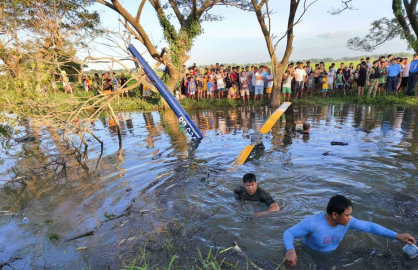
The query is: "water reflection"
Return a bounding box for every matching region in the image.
[0,104,417,269]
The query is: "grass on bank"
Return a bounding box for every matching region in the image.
[33,88,418,116]
[292,94,418,106]
[119,246,281,270]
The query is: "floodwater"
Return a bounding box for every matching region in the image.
[1,105,418,269]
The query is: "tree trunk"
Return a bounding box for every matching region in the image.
[271,61,284,107]
[10,62,21,78]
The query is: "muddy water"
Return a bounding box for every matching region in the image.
[1,105,418,269]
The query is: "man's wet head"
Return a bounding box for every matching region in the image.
[326,195,353,226]
[243,173,257,196]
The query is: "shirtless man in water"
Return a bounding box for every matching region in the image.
[234,173,280,217]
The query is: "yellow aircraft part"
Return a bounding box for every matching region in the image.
[233,102,292,166]
[235,145,255,165]
[259,102,291,134]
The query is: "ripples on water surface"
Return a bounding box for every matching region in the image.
[1,104,418,269]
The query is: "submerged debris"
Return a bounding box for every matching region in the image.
[331,141,349,146]
[15,135,36,143]
[64,231,95,243]
[403,244,418,259]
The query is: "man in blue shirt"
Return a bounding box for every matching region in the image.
[407,53,418,96]
[386,58,403,95]
[283,195,416,266]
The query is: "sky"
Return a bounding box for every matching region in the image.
[84,0,411,70]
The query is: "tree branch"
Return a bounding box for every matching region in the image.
[118,18,145,44]
[192,0,197,18]
[95,0,117,11]
[402,0,418,39]
[328,0,356,15]
[136,0,147,24]
[394,0,412,39]
[95,0,160,59]
[274,0,317,55]
[169,0,185,25]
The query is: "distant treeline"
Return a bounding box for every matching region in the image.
[196,52,415,68]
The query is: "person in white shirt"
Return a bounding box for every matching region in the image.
[215,70,225,99]
[331,63,337,73]
[295,63,307,99]
[366,57,373,69]
[282,70,292,102]
[400,58,410,93]
[254,66,265,101]
[265,68,274,100]
[327,66,335,96]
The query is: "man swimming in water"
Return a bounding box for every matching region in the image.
[234,173,280,217]
[283,195,416,266]
[293,121,310,134]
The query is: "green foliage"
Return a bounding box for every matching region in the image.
[196,247,234,270]
[44,219,53,225]
[345,0,418,53]
[48,233,60,241]
[58,57,83,82]
[293,95,418,106]
[104,212,115,219]
[180,97,270,109]
[124,247,237,270]
[0,124,13,138]
[347,18,403,52]
[124,247,177,270]
[111,97,161,111]
[158,14,202,69]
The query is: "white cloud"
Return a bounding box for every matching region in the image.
[316,31,348,39]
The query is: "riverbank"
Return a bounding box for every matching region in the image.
[113,93,418,111]
[5,91,416,119]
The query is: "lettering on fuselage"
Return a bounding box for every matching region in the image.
[178,116,195,137]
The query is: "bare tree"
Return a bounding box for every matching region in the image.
[0,0,99,78]
[95,0,238,93]
[248,0,317,106]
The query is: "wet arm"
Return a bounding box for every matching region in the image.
[252,203,280,218]
[283,218,312,251]
[349,217,397,239]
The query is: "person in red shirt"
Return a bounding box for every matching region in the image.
[230,67,239,85]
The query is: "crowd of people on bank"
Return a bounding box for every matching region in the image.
[180,54,418,102]
[65,54,418,102]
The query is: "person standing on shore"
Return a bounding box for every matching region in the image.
[387,58,402,96]
[322,72,328,98]
[378,60,388,96]
[240,71,250,103]
[407,53,418,96]
[282,70,292,102]
[327,66,335,96]
[306,61,312,74]
[265,68,274,100]
[295,63,307,99]
[254,66,265,101]
[367,61,380,98]
[357,62,368,96]
[400,58,410,94]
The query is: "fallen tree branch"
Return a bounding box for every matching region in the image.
[64,230,95,242]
